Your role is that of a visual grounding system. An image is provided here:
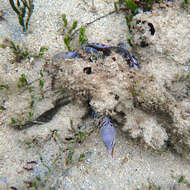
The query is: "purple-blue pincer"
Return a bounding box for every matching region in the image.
[100,116,116,157]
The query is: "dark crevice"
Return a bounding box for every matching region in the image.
[147,22,155,35]
[83,67,92,74]
[136,20,155,36]
[140,41,149,48]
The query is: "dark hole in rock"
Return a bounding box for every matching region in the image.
[65,137,74,141]
[136,20,146,24]
[112,57,116,61]
[10,186,18,190]
[140,41,149,48]
[115,95,119,100]
[148,22,155,35]
[83,67,92,74]
[136,20,155,36]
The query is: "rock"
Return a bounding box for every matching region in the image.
[48,5,190,156]
[141,117,168,150]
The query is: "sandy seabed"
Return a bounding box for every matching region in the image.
[0,0,190,189]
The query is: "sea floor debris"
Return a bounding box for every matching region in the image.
[53,42,139,69]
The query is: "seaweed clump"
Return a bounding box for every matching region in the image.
[114,0,172,30]
[114,0,169,12]
[62,13,78,51]
[61,13,88,51]
[0,38,48,63]
[9,0,34,32]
